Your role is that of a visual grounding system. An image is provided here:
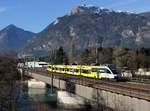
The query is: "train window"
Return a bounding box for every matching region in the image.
[98,69,105,73]
[81,69,90,74]
[59,68,63,71]
[66,69,69,71]
[97,68,111,74]
[91,68,98,72]
[70,68,74,72]
[74,69,79,72]
[69,69,79,72]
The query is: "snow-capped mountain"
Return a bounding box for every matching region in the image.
[68,5,115,16]
[24,5,150,54]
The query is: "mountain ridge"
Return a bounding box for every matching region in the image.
[24,5,150,55]
[0,24,35,52]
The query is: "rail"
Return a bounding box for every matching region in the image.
[24,68,150,101]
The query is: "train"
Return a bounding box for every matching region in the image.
[46,64,132,81]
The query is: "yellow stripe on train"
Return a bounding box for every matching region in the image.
[47,65,118,79]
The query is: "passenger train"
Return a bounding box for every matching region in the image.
[46,65,132,81]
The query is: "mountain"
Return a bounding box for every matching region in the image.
[140,12,150,20]
[0,24,35,52]
[24,5,150,54]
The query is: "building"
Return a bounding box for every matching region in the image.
[25,61,49,68]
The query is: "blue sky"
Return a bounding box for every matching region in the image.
[0,0,150,33]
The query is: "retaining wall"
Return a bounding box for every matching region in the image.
[26,71,150,111]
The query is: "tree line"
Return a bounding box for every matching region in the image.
[39,46,150,69]
[0,54,21,111]
[80,47,150,69]
[0,54,20,81]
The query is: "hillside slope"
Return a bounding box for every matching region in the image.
[24,6,150,54]
[0,24,35,52]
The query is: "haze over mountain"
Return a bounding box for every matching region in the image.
[0,24,35,52]
[23,5,150,55]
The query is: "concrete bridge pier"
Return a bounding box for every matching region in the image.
[28,79,46,89]
[57,91,91,109]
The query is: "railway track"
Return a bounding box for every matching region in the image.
[25,69,150,101]
[131,77,150,84]
[59,74,150,100]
